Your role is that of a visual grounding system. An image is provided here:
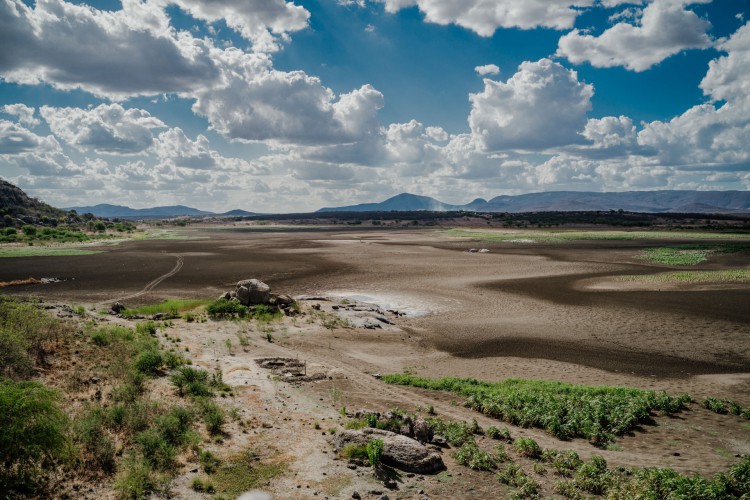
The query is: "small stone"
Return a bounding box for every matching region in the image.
[351,492,361,500]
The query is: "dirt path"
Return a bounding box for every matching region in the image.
[102,254,183,305]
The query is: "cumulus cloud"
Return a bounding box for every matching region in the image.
[468,58,593,151]
[0,120,57,154]
[557,0,714,72]
[375,0,613,33]
[0,0,220,99]
[474,64,500,76]
[168,0,310,53]
[192,49,384,145]
[153,128,216,169]
[636,22,750,167]
[1,104,39,127]
[40,104,166,155]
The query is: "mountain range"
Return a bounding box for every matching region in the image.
[317,191,750,214]
[65,204,256,218]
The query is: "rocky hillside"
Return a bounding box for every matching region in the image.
[0,178,79,228]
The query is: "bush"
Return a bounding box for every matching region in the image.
[0,299,72,379]
[74,406,116,472]
[136,429,177,471]
[199,449,220,474]
[366,438,384,468]
[514,437,542,459]
[198,398,226,435]
[170,366,212,397]
[340,443,369,462]
[114,455,157,499]
[134,349,162,375]
[21,224,37,236]
[454,442,496,471]
[487,425,511,441]
[426,417,476,447]
[0,379,70,493]
[207,299,248,319]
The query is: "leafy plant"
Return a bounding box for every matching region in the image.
[366,438,384,468]
[454,442,496,471]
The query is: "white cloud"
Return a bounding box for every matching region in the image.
[700,22,750,103]
[0,0,220,99]
[40,104,166,155]
[153,128,216,169]
[474,64,500,76]
[168,0,310,53]
[192,49,384,145]
[375,0,636,34]
[557,0,714,72]
[636,22,750,168]
[1,104,39,127]
[0,120,57,154]
[468,58,593,151]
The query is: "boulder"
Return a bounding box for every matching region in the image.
[330,428,444,474]
[236,279,270,305]
[111,302,126,314]
[413,418,432,444]
[236,286,251,305]
[276,294,294,306]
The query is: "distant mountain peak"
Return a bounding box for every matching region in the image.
[318,190,750,214]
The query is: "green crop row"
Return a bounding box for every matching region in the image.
[382,375,690,445]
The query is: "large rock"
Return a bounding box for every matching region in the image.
[236,279,270,305]
[330,428,444,474]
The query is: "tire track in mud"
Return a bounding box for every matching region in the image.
[102,255,183,305]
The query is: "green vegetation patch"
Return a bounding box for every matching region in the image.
[0,246,103,258]
[0,379,71,494]
[445,228,750,244]
[211,450,285,497]
[121,298,212,317]
[639,242,750,266]
[618,268,750,284]
[383,374,690,444]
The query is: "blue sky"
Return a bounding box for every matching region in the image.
[1,0,749,212]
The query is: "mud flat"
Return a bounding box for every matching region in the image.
[2,227,750,497]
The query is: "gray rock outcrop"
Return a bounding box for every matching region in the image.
[330,428,444,473]
[236,279,270,305]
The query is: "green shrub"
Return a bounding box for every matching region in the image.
[199,449,221,474]
[191,477,216,493]
[21,224,37,236]
[574,455,610,494]
[0,379,70,493]
[454,442,496,471]
[136,429,177,471]
[74,406,115,472]
[702,397,743,416]
[134,349,162,375]
[497,462,528,487]
[366,438,385,468]
[365,413,378,428]
[340,443,369,462]
[114,455,157,499]
[487,425,511,441]
[170,366,212,397]
[135,321,157,336]
[197,398,225,435]
[207,299,248,319]
[514,437,542,459]
[426,417,476,446]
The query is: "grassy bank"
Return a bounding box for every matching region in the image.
[618,268,750,284]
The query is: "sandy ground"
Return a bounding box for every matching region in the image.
[2,228,750,498]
